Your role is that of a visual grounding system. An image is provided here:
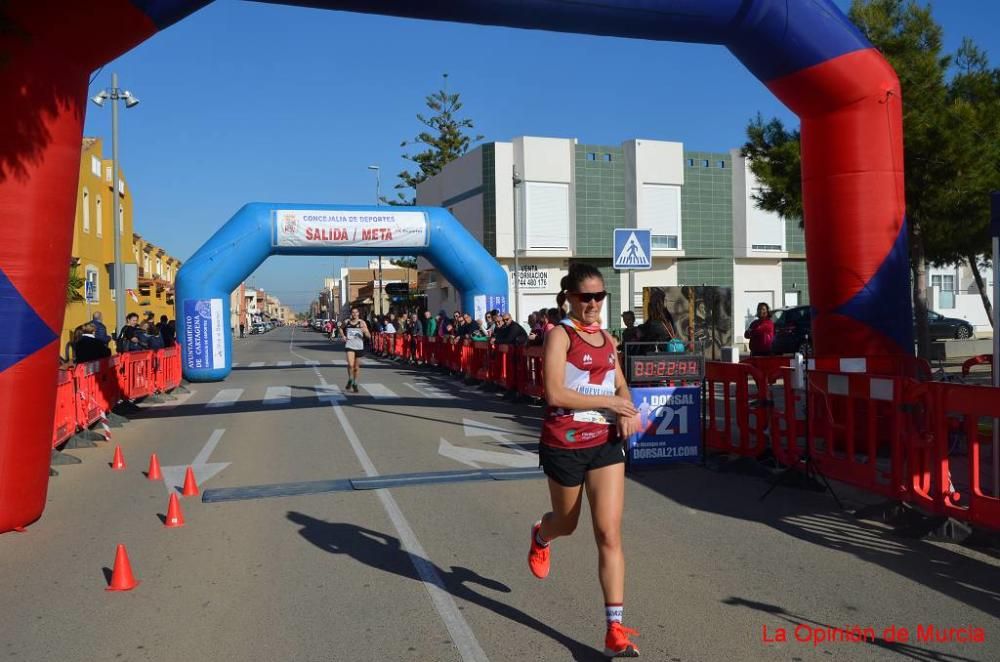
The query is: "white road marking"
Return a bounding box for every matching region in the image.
[405,382,448,399]
[232,362,240,367]
[304,360,319,366]
[330,358,347,367]
[462,418,535,454]
[316,384,346,402]
[360,383,398,398]
[206,388,243,408]
[161,429,231,494]
[276,360,292,367]
[287,330,488,662]
[263,386,291,406]
[248,361,266,368]
[438,438,537,468]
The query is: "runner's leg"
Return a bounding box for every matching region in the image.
[346,351,356,386]
[584,462,626,605]
[538,478,583,542]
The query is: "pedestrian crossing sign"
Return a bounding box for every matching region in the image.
[613,229,652,270]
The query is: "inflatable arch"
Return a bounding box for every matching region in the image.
[0,0,910,533]
[176,204,508,382]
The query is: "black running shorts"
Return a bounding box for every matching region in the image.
[539,440,625,487]
[346,348,365,358]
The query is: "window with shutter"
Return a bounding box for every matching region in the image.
[640,184,681,249]
[525,182,570,250]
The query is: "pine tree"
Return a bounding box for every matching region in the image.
[389,73,483,206]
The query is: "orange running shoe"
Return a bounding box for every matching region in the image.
[604,622,640,658]
[527,521,550,579]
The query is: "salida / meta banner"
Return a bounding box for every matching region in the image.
[274,210,428,248]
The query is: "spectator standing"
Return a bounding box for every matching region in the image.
[91,312,111,347]
[74,323,112,362]
[424,310,437,338]
[620,311,639,356]
[117,313,141,352]
[159,315,176,348]
[744,302,775,356]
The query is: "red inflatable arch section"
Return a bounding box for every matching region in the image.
[0,0,909,532]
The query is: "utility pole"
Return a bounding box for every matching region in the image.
[91,73,139,335]
[512,165,522,323]
[368,165,383,317]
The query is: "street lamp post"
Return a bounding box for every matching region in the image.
[91,73,139,337]
[512,165,523,323]
[368,165,383,317]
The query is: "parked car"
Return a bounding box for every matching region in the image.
[925,310,974,340]
[769,305,812,356]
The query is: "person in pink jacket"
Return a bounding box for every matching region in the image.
[745,302,775,356]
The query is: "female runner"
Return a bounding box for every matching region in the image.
[527,262,642,658]
[340,307,370,393]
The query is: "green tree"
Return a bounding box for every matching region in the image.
[389,73,483,205]
[925,38,999,324]
[741,0,998,357]
[741,113,802,225]
[389,257,417,269]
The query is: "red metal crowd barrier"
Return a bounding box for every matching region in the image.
[73,359,107,428]
[118,350,155,401]
[801,370,910,500]
[52,369,76,449]
[157,347,182,392]
[50,347,201,450]
[704,361,769,458]
[920,381,1000,528]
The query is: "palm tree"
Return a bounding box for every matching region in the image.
[67,264,85,304]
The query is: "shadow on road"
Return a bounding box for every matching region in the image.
[628,466,1000,618]
[286,511,607,661]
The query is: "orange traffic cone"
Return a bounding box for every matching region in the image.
[105,544,139,591]
[181,466,199,497]
[164,493,185,528]
[111,445,126,471]
[146,453,163,481]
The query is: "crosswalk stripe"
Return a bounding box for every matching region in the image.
[305,360,319,366]
[232,362,240,367]
[263,386,291,405]
[316,384,346,402]
[248,361,265,368]
[207,388,244,408]
[404,383,447,399]
[276,361,292,367]
[330,358,347,367]
[361,383,398,399]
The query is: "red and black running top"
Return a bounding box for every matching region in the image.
[540,327,618,450]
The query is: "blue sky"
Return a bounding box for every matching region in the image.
[83,0,1000,311]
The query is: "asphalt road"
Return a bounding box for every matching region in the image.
[2,326,997,662]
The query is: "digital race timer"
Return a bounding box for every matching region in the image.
[628,354,705,383]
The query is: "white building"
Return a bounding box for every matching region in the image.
[416,135,807,347]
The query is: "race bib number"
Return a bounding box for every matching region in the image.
[572,409,616,425]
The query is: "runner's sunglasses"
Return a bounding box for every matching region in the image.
[571,291,608,303]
